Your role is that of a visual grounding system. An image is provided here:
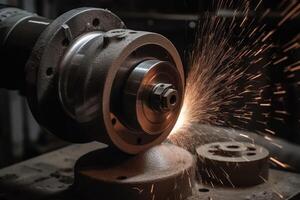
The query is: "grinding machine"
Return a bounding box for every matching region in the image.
[0,5,300,200]
[0,6,184,154]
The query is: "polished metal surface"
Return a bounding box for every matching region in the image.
[123,60,182,136]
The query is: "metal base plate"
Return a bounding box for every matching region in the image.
[74,144,195,200]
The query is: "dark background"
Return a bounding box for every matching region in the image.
[0,0,299,167]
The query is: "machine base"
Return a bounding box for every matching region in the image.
[0,126,300,200]
[74,144,195,200]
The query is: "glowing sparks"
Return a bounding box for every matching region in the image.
[169,1,299,186]
[277,3,300,26]
[264,129,276,135]
[171,102,190,135]
[171,0,299,137]
[270,157,290,169]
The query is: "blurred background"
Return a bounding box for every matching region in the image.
[0,0,299,168]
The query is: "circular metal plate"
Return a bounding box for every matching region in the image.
[98,31,184,154]
[74,144,195,200]
[123,60,183,135]
[196,142,269,187]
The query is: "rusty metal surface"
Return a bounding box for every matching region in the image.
[25,8,126,144]
[0,142,106,200]
[189,168,300,200]
[168,124,300,173]
[196,142,269,187]
[74,144,194,200]
[0,126,299,200]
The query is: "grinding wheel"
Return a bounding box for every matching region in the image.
[74,144,195,200]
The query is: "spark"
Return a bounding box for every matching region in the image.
[260,103,271,107]
[239,133,254,142]
[273,90,286,95]
[270,157,290,169]
[262,30,275,42]
[260,175,284,199]
[150,184,154,193]
[274,110,289,115]
[273,56,288,65]
[278,3,300,26]
[265,129,276,135]
[283,42,300,52]
[169,0,299,186]
[289,65,300,72]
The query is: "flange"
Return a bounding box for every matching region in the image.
[25,8,125,143]
[74,144,195,200]
[196,142,269,187]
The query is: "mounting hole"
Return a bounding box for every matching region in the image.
[46,68,53,76]
[137,137,142,145]
[129,31,137,34]
[62,38,70,46]
[247,147,256,151]
[198,188,209,192]
[247,152,256,156]
[92,18,100,27]
[169,95,177,105]
[116,176,127,180]
[112,118,117,125]
[227,145,239,149]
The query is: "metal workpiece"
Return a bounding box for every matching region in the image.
[0,7,184,154]
[74,144,195,200]
[196,142,269,187]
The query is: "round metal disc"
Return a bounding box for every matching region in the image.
[99,31,184,154]
[74,144,195,200]
[123,60,183,135]
[196,142,269,187]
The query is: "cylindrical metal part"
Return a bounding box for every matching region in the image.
[56,27,184,153]
[74,144,195,200]
[0,7,50,91]
[196,142,269,187]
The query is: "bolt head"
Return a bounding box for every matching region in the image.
[151,83,178,112]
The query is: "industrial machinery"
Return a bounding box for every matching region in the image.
[0,5,300,200]
[0,6,184,154]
